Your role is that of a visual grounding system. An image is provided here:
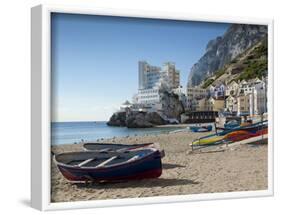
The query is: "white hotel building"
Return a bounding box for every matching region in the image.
[161,62,180,89]
[138,61,161,90]
[136,61,180,109]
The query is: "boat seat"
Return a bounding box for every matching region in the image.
[78,158,95,167]
[126,155,140,162]
[95,156,118,168]
[99,148,112,153]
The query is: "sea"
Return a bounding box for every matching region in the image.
[51,121,183,145]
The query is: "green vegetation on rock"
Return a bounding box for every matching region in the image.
[236,59,267,81]
[236,38,268,81]
[200,37,268,87]
[214,68,225,79]
[202,78,215,88]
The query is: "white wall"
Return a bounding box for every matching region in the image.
[0,0,280,215]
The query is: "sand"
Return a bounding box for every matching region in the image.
[51,130,268,203]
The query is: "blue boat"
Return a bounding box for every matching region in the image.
[54,148,162,183]
[189,125,212,132]
[224,120,240,129]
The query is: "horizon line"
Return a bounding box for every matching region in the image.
[51,120,108,123]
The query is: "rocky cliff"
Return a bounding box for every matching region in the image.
[126,111,166,128]
[107,110,167,128]
[201,36,268,88]
[107,111,126,127]
[160,91,185,120]
[187,24,267,87]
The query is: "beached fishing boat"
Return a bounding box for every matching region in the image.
[191,121,268,146]
[219,120,267,136]
[191,128,267,146]
[224,120,252,130]
[191,135,224,146]
[189,125,212,132]
[83,142,166,158]
[224,133,268,147]
[225,128,267,142]
[191,129,268,148]
[224,120,240,129]
[83,142,154,152]
[54,148,162,183]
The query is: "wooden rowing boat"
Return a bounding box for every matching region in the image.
[83,142,154,152]
[83,142,165,158]
[54,148,162,183]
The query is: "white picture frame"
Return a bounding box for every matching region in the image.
[31,4,274,211]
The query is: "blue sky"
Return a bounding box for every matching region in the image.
[51,13,229,122]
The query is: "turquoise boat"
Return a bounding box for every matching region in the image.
[189,125,212,132]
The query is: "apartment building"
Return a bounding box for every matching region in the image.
[138,61,161,90]
[186,87,207,110]
[161,62,180,89]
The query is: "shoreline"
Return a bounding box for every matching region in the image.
[155,123,188,128]
[51,131,267,203]
[52,123,190,146]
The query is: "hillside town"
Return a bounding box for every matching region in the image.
[186,77,267,116]
[118,61,267,121]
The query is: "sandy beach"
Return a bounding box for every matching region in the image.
[51,130,268,203]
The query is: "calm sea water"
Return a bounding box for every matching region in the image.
[51,121,183,145]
